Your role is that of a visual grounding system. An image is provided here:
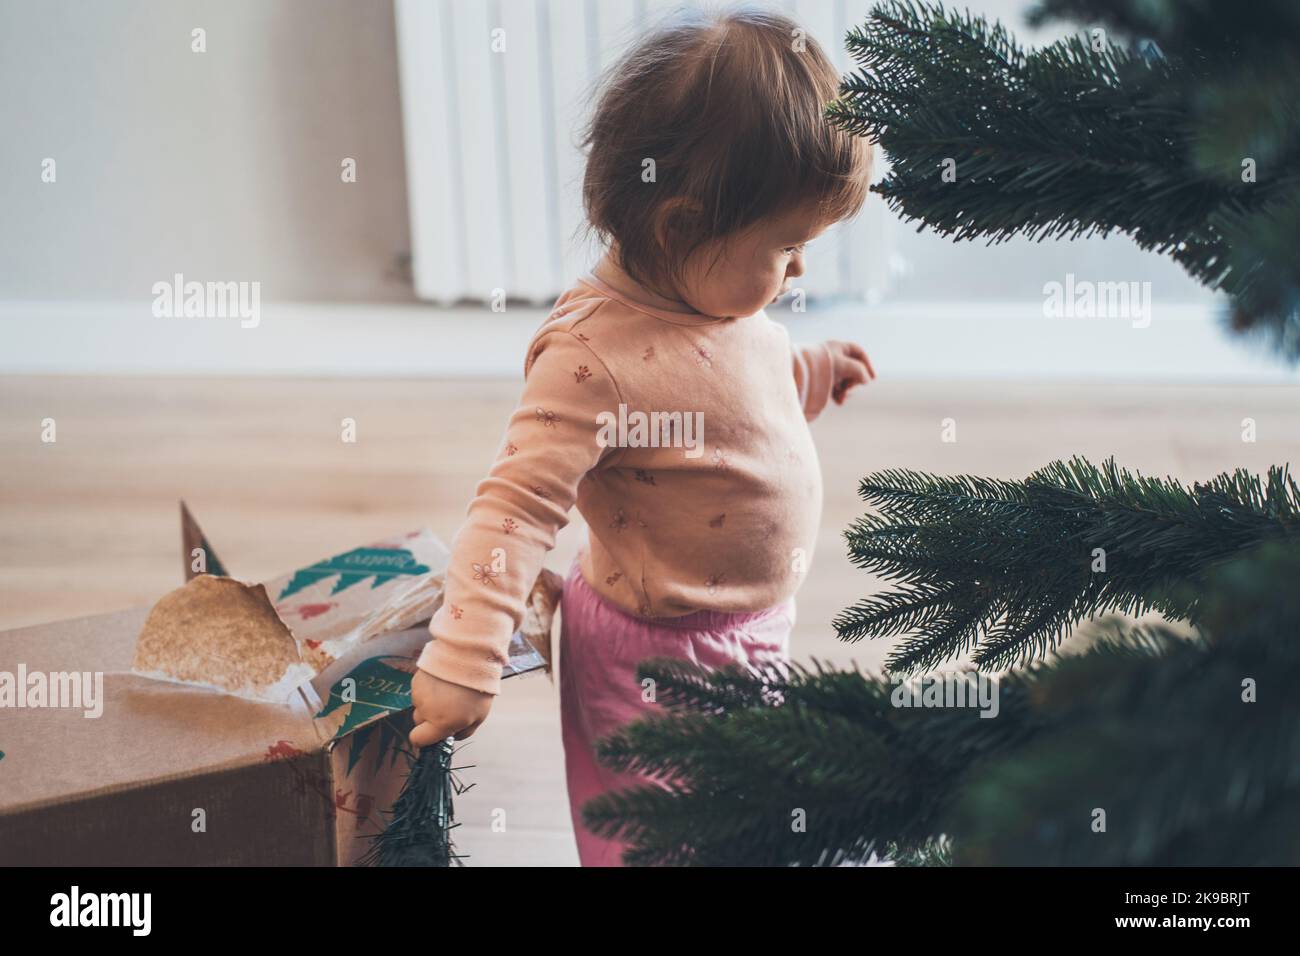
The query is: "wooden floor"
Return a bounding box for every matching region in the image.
[2,375,1297,865]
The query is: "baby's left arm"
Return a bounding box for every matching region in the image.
[791,339,875,421]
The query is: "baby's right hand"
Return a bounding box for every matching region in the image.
[409,668,494,747]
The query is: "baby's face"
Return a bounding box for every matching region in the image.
[676,199,832,318]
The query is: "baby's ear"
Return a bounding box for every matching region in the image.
[651,196,705,253]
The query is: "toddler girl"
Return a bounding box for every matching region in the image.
[409,5,874,866]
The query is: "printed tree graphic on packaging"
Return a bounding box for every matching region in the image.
[278,546,433,600]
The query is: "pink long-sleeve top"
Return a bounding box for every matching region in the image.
[417,271,838,695]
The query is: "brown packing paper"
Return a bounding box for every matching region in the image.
[133,575,314,703]
[136,519,458,706]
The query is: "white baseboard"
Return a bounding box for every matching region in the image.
[0,299,1295,382]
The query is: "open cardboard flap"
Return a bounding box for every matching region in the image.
[142,502,557,741]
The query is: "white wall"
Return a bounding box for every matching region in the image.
[0,0,413,302]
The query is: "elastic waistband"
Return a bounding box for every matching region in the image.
[565,555,792,630]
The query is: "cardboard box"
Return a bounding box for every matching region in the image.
[0,507,558,865]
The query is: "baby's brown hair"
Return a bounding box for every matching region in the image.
[579,4,871,296]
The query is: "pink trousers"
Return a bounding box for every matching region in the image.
[558,554,795,866]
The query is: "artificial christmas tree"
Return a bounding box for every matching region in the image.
[826,0,1300,357]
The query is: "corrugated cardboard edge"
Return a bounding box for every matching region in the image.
[0,749,337,866]
[0,745,323,821]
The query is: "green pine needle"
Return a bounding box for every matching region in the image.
[826,0,1300,357]
[358,735,470,868]
[834,456,1299,673]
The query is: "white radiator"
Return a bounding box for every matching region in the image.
[395,0,889,307]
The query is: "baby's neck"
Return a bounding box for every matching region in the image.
[591,253,702,316]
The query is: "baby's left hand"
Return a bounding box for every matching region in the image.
[827,339,876,404]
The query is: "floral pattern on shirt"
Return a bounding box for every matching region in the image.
[419,290,829,698]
